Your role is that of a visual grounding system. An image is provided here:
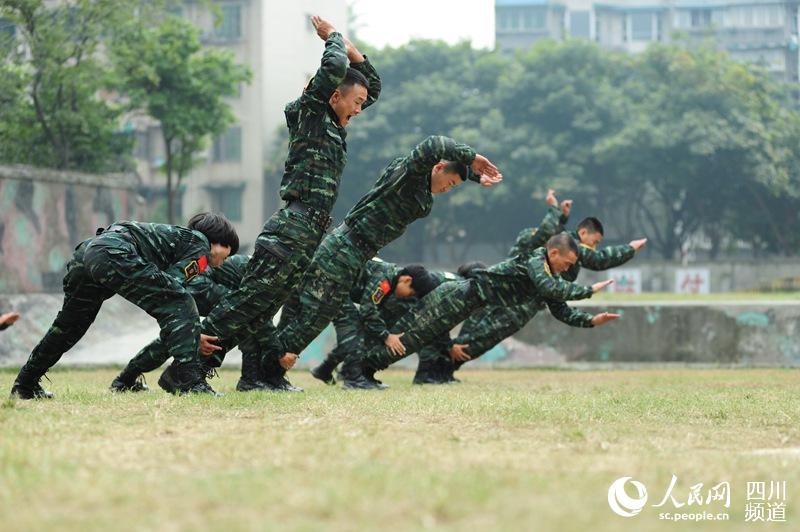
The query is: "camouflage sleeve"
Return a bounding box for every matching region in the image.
[579,244,636,271]
[299,32,348,108]
[164,233,211,287]
[456,322,508,359]
[526,250,593,301]
[509,206,565,257]
[546,300,594,328]
[408,136,476,175]
[455,304,537,357]
[359,291,391,341]
[349,56,381,110]
[184,273,229,316]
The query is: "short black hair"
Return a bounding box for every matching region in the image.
[339,67,369,92]
[441,160,469,182]
[187,212,239,255]
[397,264,437,298]
[577,217,604,236]
[457,261,487,278]
[546,232,579,256]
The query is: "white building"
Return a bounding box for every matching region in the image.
[135,0,348,251]
[495,0,800,82]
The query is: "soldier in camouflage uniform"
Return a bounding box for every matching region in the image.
[341,233,621,389]
[257,134,503,390]
[10,213,239,399]
[418,195,648,383]
[158,16,381,393]
[109,254,272,393]
[308,258,436,385]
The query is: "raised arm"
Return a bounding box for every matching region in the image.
[302,16,348,106]
[545,300,595,328]
[344,37,381,110]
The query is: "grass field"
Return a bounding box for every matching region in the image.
[0,368,798,531]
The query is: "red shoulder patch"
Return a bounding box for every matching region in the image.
[198,255,208,272]
[371,279,392,305]
[380,279,391,295]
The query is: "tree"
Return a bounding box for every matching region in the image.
[113,16,251,223]
[0,0,135,171]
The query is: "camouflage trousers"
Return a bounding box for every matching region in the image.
[262,230,370,378]
[349,279,485,372]
[23,232,201,375]
[124,330,265,375]
[201,207,325,356]
[417,301,542,370]
[317,300,364,369]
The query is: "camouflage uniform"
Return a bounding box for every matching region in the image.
[13,222,212,397]
[429,213,636,379]
[112,255,268,390]
[343,248,596,387]
[261,136,479,378]
[198,32,380,365]
[309,259,419,382]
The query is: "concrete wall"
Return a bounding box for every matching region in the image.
[0,165,141,294]
[484,301,800,368]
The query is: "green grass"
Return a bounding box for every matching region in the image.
[0,368,798,531]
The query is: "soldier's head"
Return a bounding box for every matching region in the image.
[545,233,579,273]
[457,261,487,278]
[577,217,604,249]
[395,264,436,298]
[430,160,469,194]
[330,68,369,127]
[187,212,239,267]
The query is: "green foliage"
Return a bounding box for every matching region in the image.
[0,0,134,172]
[113,15,251,223]
[338,39,800,261]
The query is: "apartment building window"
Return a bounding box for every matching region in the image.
[497,7,546,32]
[213,126,242,162]
[213,4,242,41]
[208,184,244,222]
[691,9,712,28]
[569,11,591,38]
[630,12,654,41]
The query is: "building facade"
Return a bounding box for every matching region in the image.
[496,0,800,82]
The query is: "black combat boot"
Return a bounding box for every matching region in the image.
[158,361,221,396]
[10,366,54,400]
[236,354,269,392]
[438,357,460,384]
[310,356,338,385]
[260,352,303,392]
[412,357,442,385]
[341,361,387,390]
[110,363,149,393]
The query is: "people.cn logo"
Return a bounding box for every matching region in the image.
[608,477,649,517]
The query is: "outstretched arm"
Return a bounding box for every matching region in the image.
[526,250,595,301]
[580,238,646,271]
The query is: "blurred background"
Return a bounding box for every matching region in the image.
[2,0,799,296]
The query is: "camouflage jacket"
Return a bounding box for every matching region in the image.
[281,32,381,215]
[562,231,636,282]
[348,258,403,341]
[185,254,250,315]
[509,205,568,259]
[343,136,478,249]
[111,221,211,285]
[470,247,594,308]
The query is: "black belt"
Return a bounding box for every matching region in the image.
[285,200,332,232]
[338,223,377,258]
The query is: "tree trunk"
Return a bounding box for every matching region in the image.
[164,137,175,224]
